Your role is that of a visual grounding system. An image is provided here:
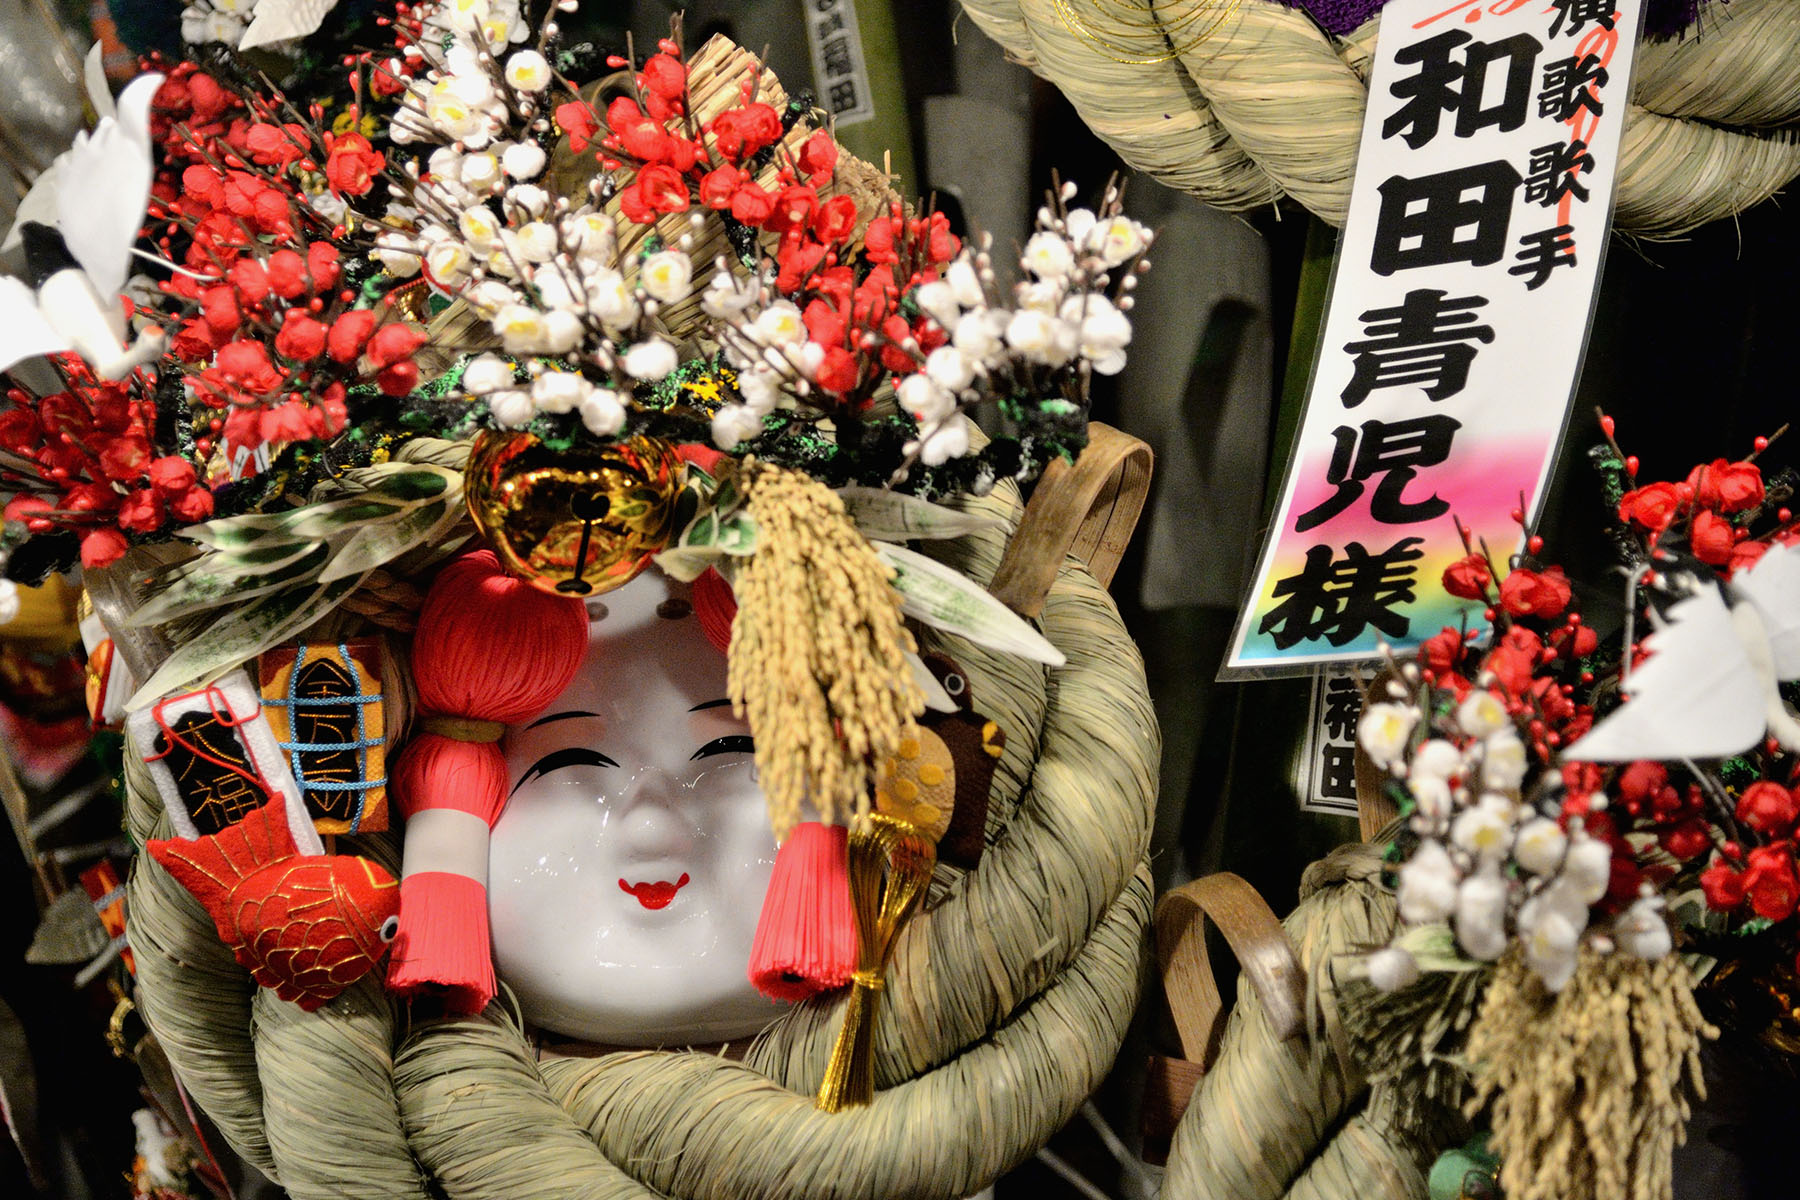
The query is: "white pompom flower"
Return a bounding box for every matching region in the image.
[639,250,694,304]
[505,49,553,92]
[1480,731,1529,791]
[531,370,591,414]
[1358,701,1418,769]
[462,353,515,394]
[579,389,627,437]
[917,418,972,466]
[1451,805,1514,863]
[712,403,764,450]
[1022,231,1075,280]
[1513,817,1567,876]
[1456,689,1511,739]
[924,346,975,393]
[487,389,535,427]
[493,305,549,355]
[502,141,547,180]
[1366,946,1419,993]
[623,338,678,381]
[897,372,955,425]
[1454,868,1509,961]
[1397,839,1459,924]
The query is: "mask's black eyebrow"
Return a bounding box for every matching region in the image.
[512,747,619,795]
[688,698,734,712]
[526,710,601,729]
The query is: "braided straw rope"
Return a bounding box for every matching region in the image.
[961,0,1800,237]
[122,474,1160,1200]
[1164,845,1429,1200]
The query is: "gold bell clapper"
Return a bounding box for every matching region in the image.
[465,431,682,596]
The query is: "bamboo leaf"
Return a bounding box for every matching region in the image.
[876,543,1065,666]
[655,544,729,582]
[128,542,330,627]
[838,487,1005,542]
[128,574,365,709]
[321,497,462,583]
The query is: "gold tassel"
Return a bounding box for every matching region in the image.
[728,462,923,839]
[816,813,936,1111]
[1465,947,1715,1200]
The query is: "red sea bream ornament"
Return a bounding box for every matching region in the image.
[147,795,399,1010]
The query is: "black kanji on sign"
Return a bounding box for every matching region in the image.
[1538,54,1608,122]
[828,80,859,113]
[1341,289,1495,407]
[1523,139,1593,206]
[1371,162,1521,276]
[1382,31,1543,150]
[1319,743,1358,801]
[1257,537,1426,649]
[1295,415,1463,531]
[1509,224,1577,289]
[821,34,854,77]
[1321,675,1365,740]
[815,12,845,37]
[1549,0,1616,38]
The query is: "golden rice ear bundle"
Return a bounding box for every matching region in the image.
[960,0,1800,237]
[119,469,1161,1200]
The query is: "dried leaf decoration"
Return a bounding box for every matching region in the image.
[127,461,463,708]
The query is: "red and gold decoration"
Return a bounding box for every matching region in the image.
[146,796,399,1011]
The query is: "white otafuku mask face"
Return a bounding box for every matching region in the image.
[488,570,781,1045]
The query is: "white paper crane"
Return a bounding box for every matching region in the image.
[241,0,339,50]
[0,61,165,381]
[1565,541,1800,762]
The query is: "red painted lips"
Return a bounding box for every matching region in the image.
[619,872,691,910]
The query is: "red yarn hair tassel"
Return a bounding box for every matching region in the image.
[748,821,858,1002]
[386,551,588,1013]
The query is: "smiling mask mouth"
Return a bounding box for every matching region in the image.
[619,873,691,910]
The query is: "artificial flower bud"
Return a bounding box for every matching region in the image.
[1736,780,1800,836]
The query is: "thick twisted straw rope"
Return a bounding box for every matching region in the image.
[961,0,1800,237]
[123,475,1159,1200]
[1164,846,1427,1200]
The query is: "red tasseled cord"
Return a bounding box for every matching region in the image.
[748,821,858,1002]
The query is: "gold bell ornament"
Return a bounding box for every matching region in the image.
[465,431,683,596]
